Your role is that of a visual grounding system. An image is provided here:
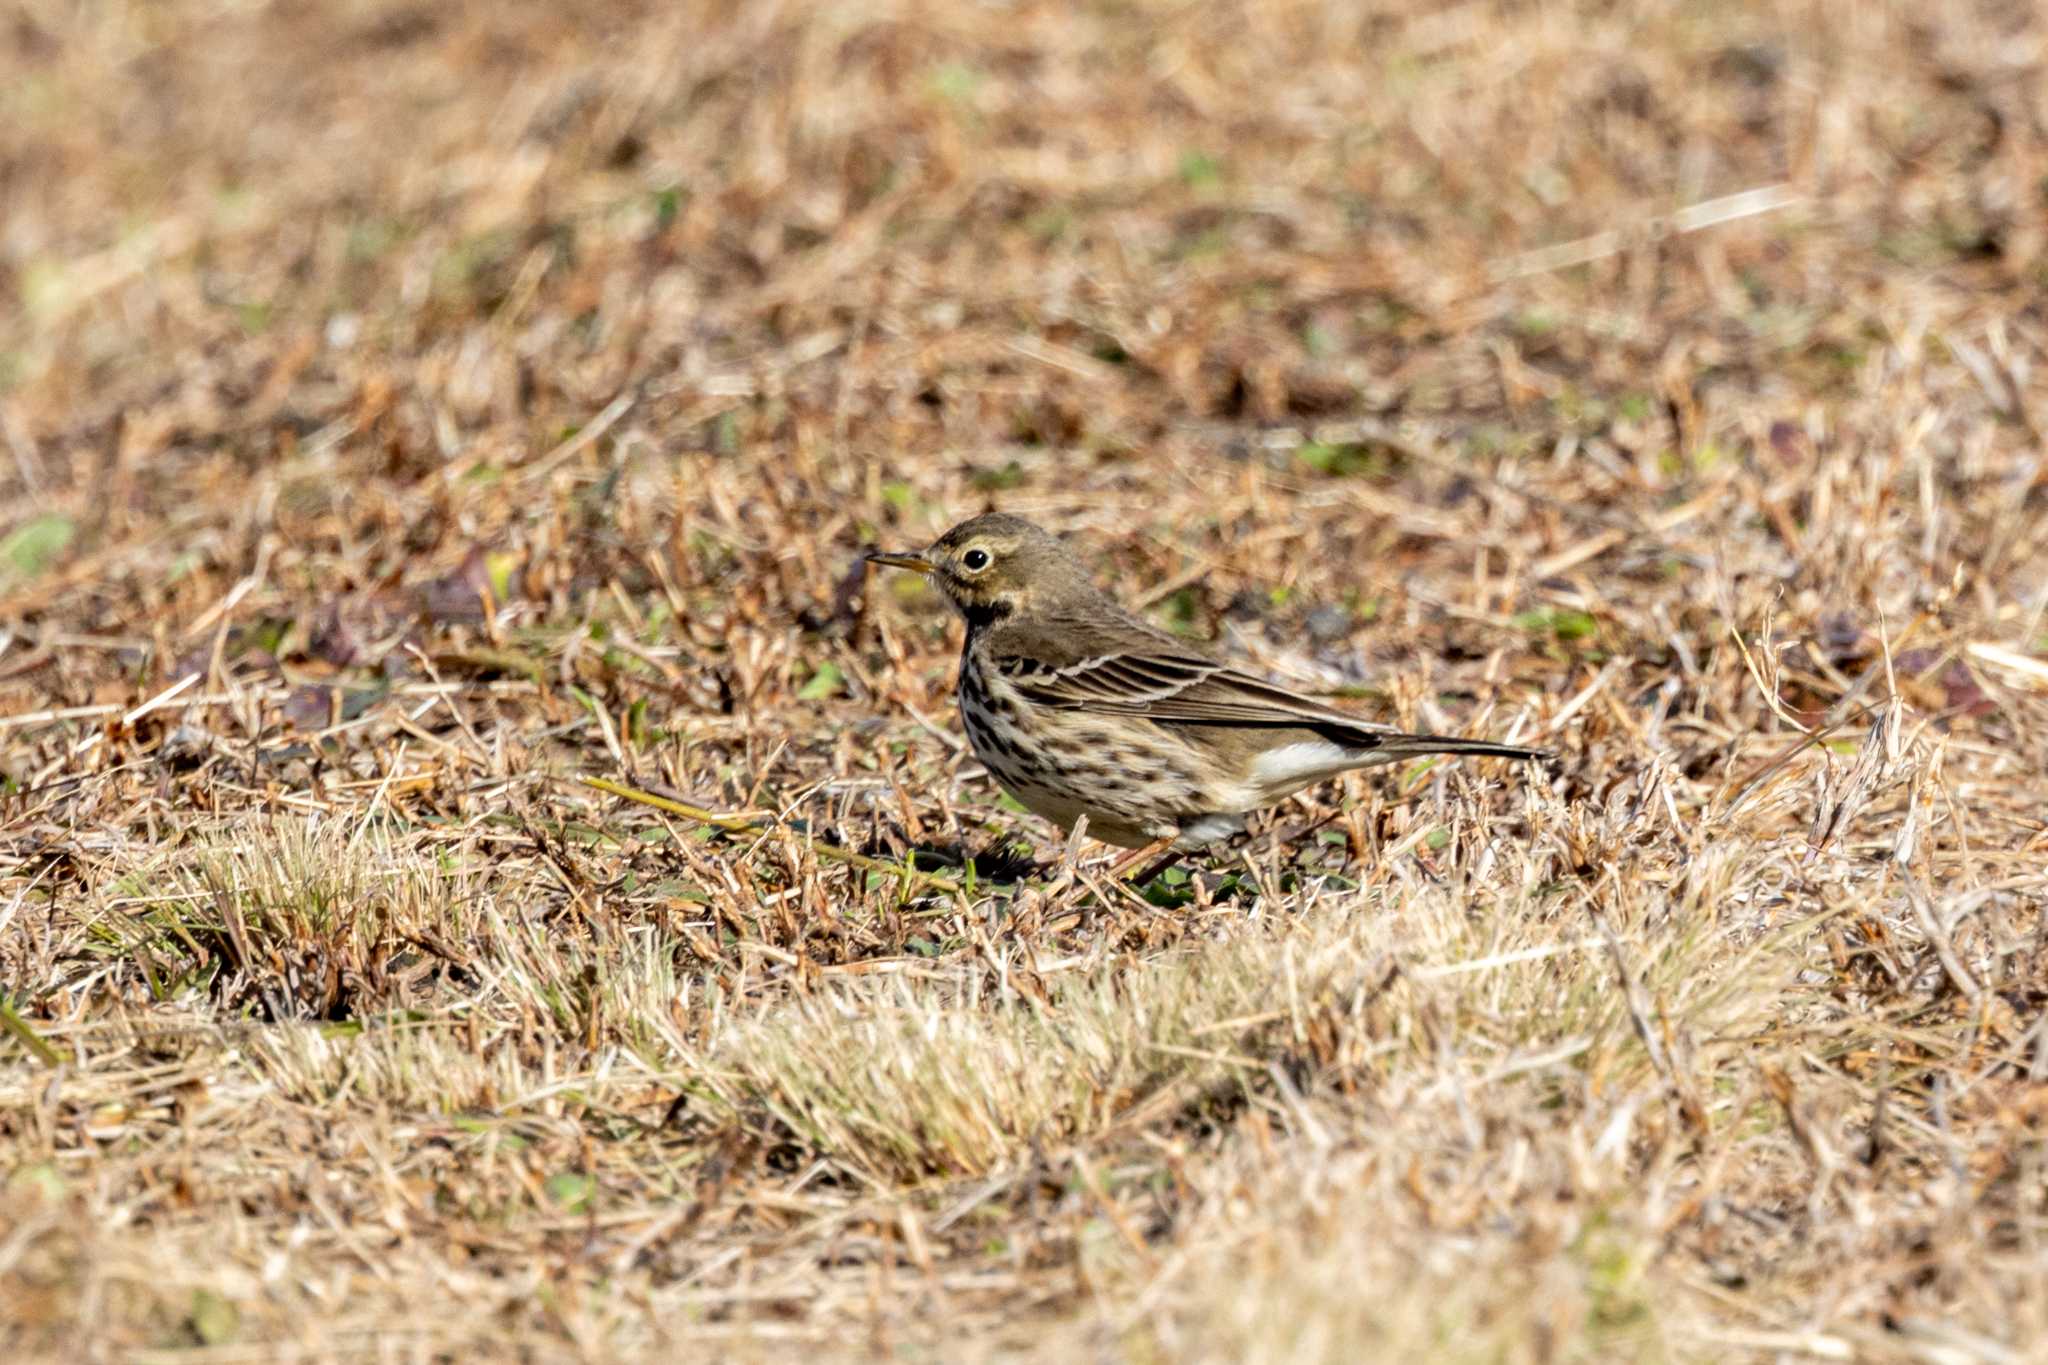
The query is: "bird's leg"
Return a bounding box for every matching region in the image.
[1103,836,1177,881]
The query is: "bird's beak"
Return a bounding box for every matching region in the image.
[864,549,933,576]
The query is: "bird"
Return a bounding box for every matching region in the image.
[865,512,1545,877]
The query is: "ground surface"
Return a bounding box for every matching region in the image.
[3,0,2048,1360]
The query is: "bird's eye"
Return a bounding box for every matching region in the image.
[961,548,991,572]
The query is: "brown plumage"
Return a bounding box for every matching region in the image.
[867,513,1544,858]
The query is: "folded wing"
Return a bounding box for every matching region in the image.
[991,613,1542,760]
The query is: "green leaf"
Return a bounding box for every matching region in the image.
[1178,150,1224,188]
[1160,587,1201,635]
[927,62,983,103]
[242,617,291,656]
[0,514,75,580]
[545,1171,594,1212]
[1143,879,1195,909]
[1025,206,1071,242]
[1296,442,1386,479]
[1512,608,1598,641]
[190,1290,239,1346]
[8,1162,65,1201]
[486,551,520,602]
[1550,611,1598,641]
[972,459,1026,492]
[797,661,844,700]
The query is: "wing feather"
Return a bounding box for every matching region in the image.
[981,610,1545,762]
[997,643,1388,733]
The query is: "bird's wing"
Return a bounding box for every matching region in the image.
[989,613,1392,732]
[983,611,1546,762]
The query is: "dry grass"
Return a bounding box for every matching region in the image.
[4,0,2048,1358]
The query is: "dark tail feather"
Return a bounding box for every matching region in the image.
[1382,734,1547,762]
[1331,726,1548,763]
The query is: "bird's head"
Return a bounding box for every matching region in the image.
[866,513,1092,623]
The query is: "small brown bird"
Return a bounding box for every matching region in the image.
[867,513,1544,874]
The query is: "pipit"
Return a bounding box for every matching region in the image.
[867,513,1545,876]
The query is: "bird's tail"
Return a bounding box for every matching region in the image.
[1367,732,1548,763]
[1302,715,1547,764]
[1244,725,1545,801]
